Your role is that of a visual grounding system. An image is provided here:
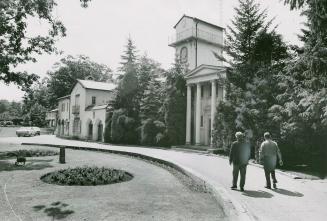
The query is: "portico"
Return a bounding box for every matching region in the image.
[185,65,226,146]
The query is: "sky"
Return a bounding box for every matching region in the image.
[0,0,305,101]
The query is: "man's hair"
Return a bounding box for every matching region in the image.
[235,131,243,139]
[264,132,271,139]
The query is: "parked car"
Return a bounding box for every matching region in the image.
[16,127,38,137]
[31,127,41,135]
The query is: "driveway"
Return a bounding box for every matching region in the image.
[1,135,326,221]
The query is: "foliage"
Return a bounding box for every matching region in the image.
[140,119,166,146]
[162,56,187,145]
[46,55,113,108]
[41,166,132,186]
[0,0,61,88]
[0,0,92,88]
[1,149,58,159]
[226,0,272,64]
[213,0,289,151]
[0,99,22,121]
[118,37,138,73]
[110,109,138,144]
[29,102,47,126]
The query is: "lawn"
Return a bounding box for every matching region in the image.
[0,144,225,221]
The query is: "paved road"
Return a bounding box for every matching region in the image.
[1,135,326,221]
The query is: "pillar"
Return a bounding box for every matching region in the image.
[211,80,217,146]
[186,84,192,145]
[195,83,201,145]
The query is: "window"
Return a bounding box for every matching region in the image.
[62,103,65,112]
[75,94,80,105]
[92,96,96,105]
[201,115,204,127]
[180,47,188,63]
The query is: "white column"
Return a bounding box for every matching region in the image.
[211,80,217,146]
[195,83,201,145]
[186,84,192,145]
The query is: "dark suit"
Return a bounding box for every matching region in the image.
[229,140,251,188]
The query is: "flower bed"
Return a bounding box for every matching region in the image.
[41,166,133,186]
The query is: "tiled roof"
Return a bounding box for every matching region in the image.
[77,79,116,91]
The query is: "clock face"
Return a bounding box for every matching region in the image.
[180,47,188,63]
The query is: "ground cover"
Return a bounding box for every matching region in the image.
[0,143,225,221]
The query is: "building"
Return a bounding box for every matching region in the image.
[169,15,227,146]
[57,79,116,141]
[45,109,58,128]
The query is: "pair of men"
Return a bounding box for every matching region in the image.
[229,132,283,191]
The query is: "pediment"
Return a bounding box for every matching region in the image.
[185,65,226,84]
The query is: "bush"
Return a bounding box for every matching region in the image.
[41,167,133,186]
[2,149,58,158]
[111,109,138,144]
[140,119,165,146]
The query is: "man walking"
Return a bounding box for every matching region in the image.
[259,132,283,189]
[229,132,251,192]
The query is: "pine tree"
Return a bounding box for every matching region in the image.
[140,77,162,120]
[118,37,138,73]
[163,56,187,145]
[226,0,271,64]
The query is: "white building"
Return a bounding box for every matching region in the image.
[57,79,116,141]
[45,109,58,128]
[169,15,227,146]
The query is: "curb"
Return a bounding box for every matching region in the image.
[22,142,255,221]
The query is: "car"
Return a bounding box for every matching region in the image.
[16,127,38,137]
[31,127,41,135]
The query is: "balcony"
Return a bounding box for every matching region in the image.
[168,28,223,47]
[72,105,80,115]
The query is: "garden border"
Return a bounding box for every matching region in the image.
[22,142,255,221]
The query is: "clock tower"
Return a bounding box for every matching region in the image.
[169,15,224,70]
[169,15,227,147]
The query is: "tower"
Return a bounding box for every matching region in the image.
[169,15,226,147]
[169,15,224,71]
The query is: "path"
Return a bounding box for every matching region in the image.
[0,135,326,221]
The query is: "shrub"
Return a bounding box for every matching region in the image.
[111,109,138,144]
[140,119,166,146]
[41,167,133,186]
[2,149,58,158]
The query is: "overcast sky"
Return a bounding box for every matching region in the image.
[0,0,305,101]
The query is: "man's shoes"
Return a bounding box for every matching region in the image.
[240,187,244,192]
[265,186,271,189]
[273,183,277,189]
[231,186,237,190]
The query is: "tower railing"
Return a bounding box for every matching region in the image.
[168,28,223,46]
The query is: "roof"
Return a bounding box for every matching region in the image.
[185,64,226,78]
[77,79,116,91]
[85,104,108,111]
[57,95,70,100]
[173,15,224,30]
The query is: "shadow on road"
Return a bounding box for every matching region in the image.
[272,188,304,197]
[242,190,274,198]
[0,159,53,172]
[33,201,74,220]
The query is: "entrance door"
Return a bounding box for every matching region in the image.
[97,123,103,141]
[88,122,93,140]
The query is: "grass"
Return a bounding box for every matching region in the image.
[41,166,133,186]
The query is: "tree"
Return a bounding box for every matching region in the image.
[46,55,113,108]
[118,37,138,73]
[226,0,272,64]
[213,0,289,153]
[162,56,187,145]
[0,0,92,88]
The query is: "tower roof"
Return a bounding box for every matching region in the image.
[173,15,224,30]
